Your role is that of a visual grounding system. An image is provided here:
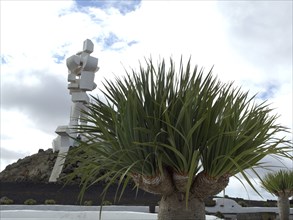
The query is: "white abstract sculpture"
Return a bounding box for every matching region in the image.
[49,39,99,182]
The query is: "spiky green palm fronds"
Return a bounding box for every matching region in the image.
[66,58,292,204]
[261,170,293,197]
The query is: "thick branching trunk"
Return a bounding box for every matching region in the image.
[131,169,175,195]
[158,192,205,220]
[278,194,290,220]
[132,170,230,220]
[173,172,189,192]
[192,171,229,198]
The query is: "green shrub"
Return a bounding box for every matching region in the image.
[24,199,37,205]
[264,201,277,207]
[215,211,225,218]
[264,201,270,207]
[44,199,56,205]
[238,201,248,207]
[84,200,93,206]
[102,200,112,206]
[0,196,14,205]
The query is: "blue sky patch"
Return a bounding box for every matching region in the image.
[1,55,10,65]
[1,56,7,64]
[104,32,121,48]
[258,83,279,100]
[128,40,139,46]
[95,33,138,51]
[75,0,141,15]
[53,54,66,64]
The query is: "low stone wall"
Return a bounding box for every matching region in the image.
[237,212,277,220]
[0,182,160,206]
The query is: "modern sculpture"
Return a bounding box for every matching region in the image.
[49,39,99,182]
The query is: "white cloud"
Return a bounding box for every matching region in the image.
[1,109,55,168]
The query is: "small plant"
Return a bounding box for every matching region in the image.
[24,199,37,205]
[84,200,93,206]
[264,201,277,207]
[238,201,248,207]
[102,200,112,206]
[264,201,271,207]
[215,211,225,218]
[44,199,56,205]
[0,196,14,205]
[261,170,293,220]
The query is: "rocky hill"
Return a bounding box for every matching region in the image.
[0,149,64,183]
[0,148,160,205]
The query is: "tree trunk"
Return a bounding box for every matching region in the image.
[158,192,205,220]
[278,195,290,220]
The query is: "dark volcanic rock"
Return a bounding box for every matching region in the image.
[0,149,58,183]
[0,149,161,205]
[0,148,96,185]
[0,148,161,205]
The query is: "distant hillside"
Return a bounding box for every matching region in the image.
[0,149,58,183]
[0,148,160,205]
[0,148,78,184]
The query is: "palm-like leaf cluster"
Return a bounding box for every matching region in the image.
[261,170,293,197]
[66,58,291,202]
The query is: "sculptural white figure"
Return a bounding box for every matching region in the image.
[49,39,99,182]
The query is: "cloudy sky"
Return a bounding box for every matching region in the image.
[1,0,292,200]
